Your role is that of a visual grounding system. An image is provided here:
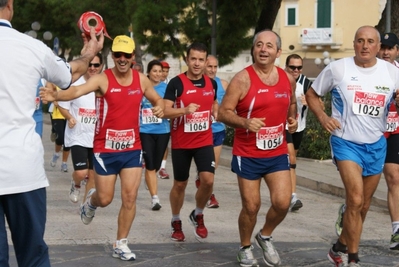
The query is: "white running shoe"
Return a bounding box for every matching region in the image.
[50,153,59,167]
[151,197,162,211]
[69,182,80,203]
[112,238,136,261]
[80,188,96,225]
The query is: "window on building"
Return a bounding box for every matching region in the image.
[286,3,298,26]
[317,0,331,28]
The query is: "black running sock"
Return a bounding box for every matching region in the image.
[240,245,251,249]
[348,253,359,263]
[333,240,347,253]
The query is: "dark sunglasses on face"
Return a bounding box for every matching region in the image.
[113,52,133,59]
[288,65,303,71]
[89,63,101,68]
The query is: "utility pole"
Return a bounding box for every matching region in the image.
[386,0,391,32]
[211,0,217,56]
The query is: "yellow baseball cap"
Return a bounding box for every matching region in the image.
[111,35,135,53]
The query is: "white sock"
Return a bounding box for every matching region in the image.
[392,221,399,234]
[161,160,166,169]
[291,193,297,201]
[152,195,159,199]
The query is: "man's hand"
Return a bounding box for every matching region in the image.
[395,89,399,107]
[287,117,298,134]
[300,94,307,106]
[245,118,266,133]
[152,106,164,118]
[80,27,104,57]
[67,117,77,128]
[321,115,341,133]
[39,86,57,103]
[184,103,200,114]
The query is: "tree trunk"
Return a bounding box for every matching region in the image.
[375,1,399,35]
[255,0,283,34]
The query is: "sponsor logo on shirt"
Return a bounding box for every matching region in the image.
[347,85,362,90]
[203,90,214,96]
[274,92,288,98]
[350,76,358,81]
[257,89,269,94]
[187,89,197,94]
[374,85,391,94]
[128,89,141,95]
[110,88,122,93]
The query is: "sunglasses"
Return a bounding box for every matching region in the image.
[288,65,303,71]
[89,63,101,68]
[113,52,133,59]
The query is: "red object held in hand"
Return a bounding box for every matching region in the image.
[77,11,112,39]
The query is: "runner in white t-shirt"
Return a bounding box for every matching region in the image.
[306,26,399,266]
[58,53,103,204]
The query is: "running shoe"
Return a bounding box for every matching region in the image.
[69,182,80,203]
[327,247,348,267]
[289,199,303,212]
[207,194,219,208]
[61,162,68,172]
[112,238,136,261]
[390,230,399,250]
[335,204,346,237]
[158,168,169,179]
[151,197,162,211]
[50,153,59,167]
[188,210,208,239]
[255,231,281,266]
[348,261,360,267]
[80,188,96,225]
[171,220,185,242]
[237,245,259,267]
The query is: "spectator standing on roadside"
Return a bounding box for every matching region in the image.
[0,1,104,266]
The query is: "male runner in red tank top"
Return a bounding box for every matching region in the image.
[163,42,218,242]
[219,30,297,267]
[40,35,164,261]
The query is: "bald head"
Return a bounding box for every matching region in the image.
[205,55,218,79]
[354,26,380,43]
[353,25,381,67]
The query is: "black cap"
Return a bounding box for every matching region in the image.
[381,32,399,47]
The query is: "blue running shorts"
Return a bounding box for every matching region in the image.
[94,150,142,175]
[330,135,386,176]
[231,154,290,180]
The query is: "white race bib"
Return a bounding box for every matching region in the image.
[142,108,161,124]
[105,129,135,150]
[77,108,96,124]
[352,91,386,118]
[184,111,210,132]
[256,123,284,150]
[386,111,399,132]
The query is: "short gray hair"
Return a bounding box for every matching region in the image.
[0,0,8,8]
[253,29,282,50]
